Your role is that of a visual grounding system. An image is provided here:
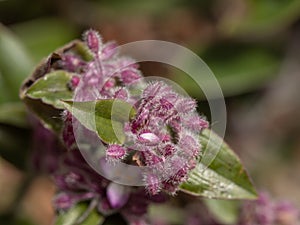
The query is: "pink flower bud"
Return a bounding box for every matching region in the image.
[84,30,101,54]
[120,69,141,84]
[175,97,197,114]
[142,151,164,166]
[144,173,161,195]
[179,134,200,158]
[106,144,127,161]
[71,76,80,87]
[142,82,163,98]
[107,183,130,209]
[183,115,209,131]
[53,192,95,210]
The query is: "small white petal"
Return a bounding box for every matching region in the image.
[139,132,160,144]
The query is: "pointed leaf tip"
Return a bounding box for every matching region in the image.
[180,129,257,200]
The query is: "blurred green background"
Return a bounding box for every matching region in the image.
[1,0,300,224]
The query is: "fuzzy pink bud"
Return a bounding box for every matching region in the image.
[183,115,209,131]
[120,69,141,84]
[175,98,197,114]
[144,173,161,195]
[53,192,95,210]
[106,144,127,161]
[142,151,164,166]
[71,76,80,87]
[142,82,163,98]
[85,30,101,54]
[179,134,200,158]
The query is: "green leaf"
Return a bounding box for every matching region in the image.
[22,98,63,133]
[19,41,91,132]
[204,199,240,224]
[64,99,136,144]
[180,129,257,199]
[25,70,74,109]
[55,203,104,225]
[0,102,28,128]
[0,24,34,103]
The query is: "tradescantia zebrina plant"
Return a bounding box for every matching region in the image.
[20,30,257,225]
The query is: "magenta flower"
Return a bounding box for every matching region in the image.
[106,144,127,161]
[62,29,142,102]
[60,30,209,196]
[52,149,162,217]
[117,81,208,195]
[30,29,209,224]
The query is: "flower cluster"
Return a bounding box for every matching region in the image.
[26,29,300,225]
[31,29,208,224]
[29,29,168,224]
[119,81,208,195]
[61,29,208,196]
[63,30,141,101]
[52,148,165,219]
[32,121,166,224]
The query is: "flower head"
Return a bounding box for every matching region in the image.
[33,29,209,223]
[63,30,142,101]
[60,30,209,196]
[115,81,208,195]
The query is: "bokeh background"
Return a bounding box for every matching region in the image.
[1,0,300,224]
